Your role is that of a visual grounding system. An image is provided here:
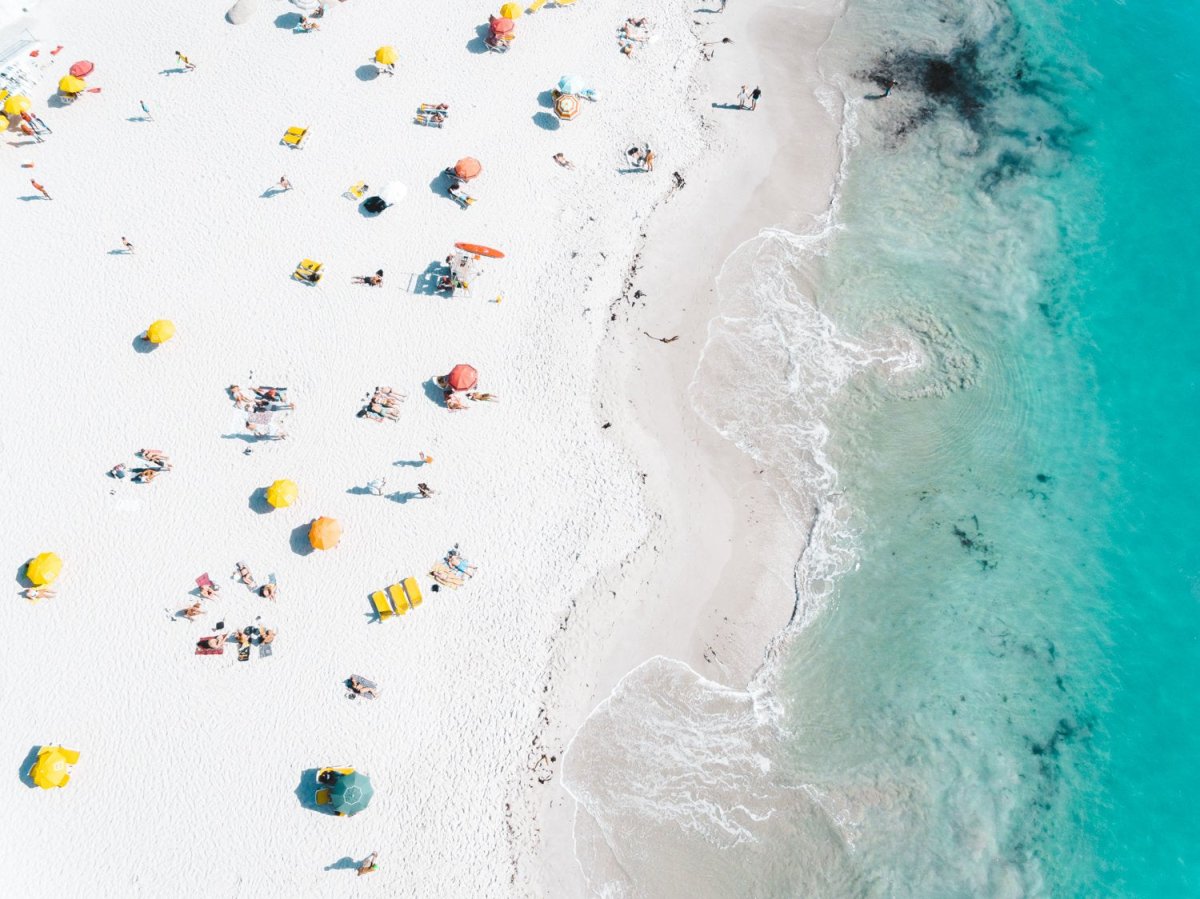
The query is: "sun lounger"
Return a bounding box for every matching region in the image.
[292,258,323,284]
[196,572,214,590]
[316,788,331,805]
[281,125,309,148]
[430,562,464,589]
[371,590,393,620]
[388,583,411,615]
[344,181,368,199]
[402,576,423,609]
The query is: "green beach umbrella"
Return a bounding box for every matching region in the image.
[330,771,374,816]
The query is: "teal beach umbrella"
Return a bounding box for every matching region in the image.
[330,771,374,816]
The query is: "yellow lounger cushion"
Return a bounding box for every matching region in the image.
[371,590,392,619]
[316,788,331,804]
[388,583,410,614]
[282,126,308,146]
[402,576,423,608]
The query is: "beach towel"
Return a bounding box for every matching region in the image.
[259,643,273,658]
[196,638,224,655]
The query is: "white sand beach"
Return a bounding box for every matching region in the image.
[0,0,842,896]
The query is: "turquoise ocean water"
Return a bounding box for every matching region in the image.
[563,1,1200,895]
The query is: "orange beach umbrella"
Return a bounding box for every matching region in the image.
[447,364,478,392]
[309,516,342,550]
[453,157,482,180]
[554,93,580,121]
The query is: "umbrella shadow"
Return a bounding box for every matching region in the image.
[422,379,447,407]
[355,64,379,82]
[410,260,447,296]
[466,24,491,55]
[132,334,158,354]
[275,12,302,29]
[248,488,273,515]
[289,523,315,557]
[295,768,332,813]
[536,90,555,109]
[358,199,387,218]
[532,111,559,131]
[14,562,33,589]
[18,745,41,788]
[428,169,452,197]
[324,856,360,872]
[45,94,71,110]
[345,486,375,496]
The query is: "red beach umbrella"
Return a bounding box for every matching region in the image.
[454,157,482,181]
[69,60,94,77]
[489,17,514,35]
[447,364,478,392]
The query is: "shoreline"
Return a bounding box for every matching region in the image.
[530,1,848,894]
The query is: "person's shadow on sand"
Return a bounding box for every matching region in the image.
[158,68,189,76]
[710,102,744,110]
[324,856,360,872]
[289,524,316,557]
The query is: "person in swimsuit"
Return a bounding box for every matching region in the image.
[357,852,379,876]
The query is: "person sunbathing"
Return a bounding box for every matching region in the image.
[233,629,252,649]
[197,635,225,650]
[371,393,401,408]
[183,602,205,619]
[553,153,576,170]
[140,449,171,469]
[467,392,499,402]
[236,563,256,588]
[298,15,320,30]
[199,581,220,598]
[259,582,277,601]
[229,385,255,410]
[447,551,477,577]
[445,392,468,411]
[368,401,401,420]
[254,387,288,402]
[353,270,384,286]
[261,628,276,644]
[23,586,56,601]
[133,468,159,483]
[350,676,378,698]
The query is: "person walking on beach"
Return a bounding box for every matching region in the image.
[737,85,748,109]
[881,78,898,97]
[357,852,379,876]
[552,152,575,169]
[644,147,656,172]
[417,482,436,499]
[140,99,152,120]
[30,179,51,200]
[121,236,135,254]
[750,86,762,110]
[175,51,196,71]
[278,175,292,191]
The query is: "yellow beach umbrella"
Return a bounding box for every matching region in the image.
[528,0,547,10]
[309,516,342,550]
[58,74,86,95]
[31,746,80,789]
[26,552,62,586]
[3,94,31,116]
[374,46,398,65]
[146,319,176,344]
[499,2,523,19]
[0,113,9,131]
[266,479,299,509]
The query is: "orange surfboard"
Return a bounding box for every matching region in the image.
[454,243,504,259]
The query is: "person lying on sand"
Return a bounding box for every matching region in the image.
[552,153,575,169]
[298,15,320,30]
[350,676,379,698]
[466,392,498,402]
[245,421,288,440]
[197,635,225,650]
[235,563,256,589]
[352,270,384,287]
[368,401,401,420]
[229,385,255,410]
[261,628,276,644]
[233,629,252,649]
[199,581,220,598]
[357,852,379,876]
[139,449,171,469]
[254,387,288,402]
[132,468,159,483]
[259,582,277,601]
[446,551,477,577]
[23,586,57,601]
[183,601,205,619]
[445,392,468,411]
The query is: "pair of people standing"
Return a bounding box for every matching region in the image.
[737,85,762,110]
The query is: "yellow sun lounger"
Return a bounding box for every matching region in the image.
[370,590,392,620]
[402,576,423,609]
[292,259,323,284]
[344,181,368,200]
[281,126,309,148]
[388,583,410,615]
[316,788,331,804]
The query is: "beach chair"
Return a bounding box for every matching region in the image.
[292,259,323,284]
[402,576,423,609]
[388,583,411,615]
[195,572,215,592]
[316,788,331,805]
[281,126,309,148]
[344,181,368,200]
[370,590,393,620]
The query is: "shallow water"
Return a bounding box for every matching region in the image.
[564,0,1200,895]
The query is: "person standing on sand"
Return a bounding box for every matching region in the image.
[644,147,656,171]
[357,852,379,876]
[175,51,196,71]
[121,236,135,254]
[750,86,762,110]
[30,179,50,200]
[417,482,435,499]
[737,85,748,109]
[279,175,292,191]
[719,0,727,11]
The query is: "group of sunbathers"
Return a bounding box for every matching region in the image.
[415,103,448,127]
[618,17,651,56]
[230,385,294,413]
[358,386,405,422]
[196,627,275,652]
[445,177,476,207]
[430,546,478,588]
[109,448,172,484]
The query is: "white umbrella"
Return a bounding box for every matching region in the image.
[379,182,407,205]
[226,0,263,24]
[290,0,321,10]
